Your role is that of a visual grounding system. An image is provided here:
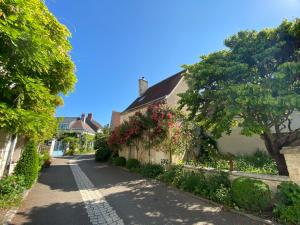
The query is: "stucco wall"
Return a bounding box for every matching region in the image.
[165,77,188,108]
[217,128,267,155]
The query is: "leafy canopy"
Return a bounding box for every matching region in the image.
[0,0,76,140]
[179,19,300,139]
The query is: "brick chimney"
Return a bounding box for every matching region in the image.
[81,113,86,123]
[139,76,148,96]
[87,113,93,121]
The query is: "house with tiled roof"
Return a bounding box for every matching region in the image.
[52,113,102,156]
[116,71,270,164]
[118,71,188,164]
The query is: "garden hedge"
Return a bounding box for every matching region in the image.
[14,141,39,188]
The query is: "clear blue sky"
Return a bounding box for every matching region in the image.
[46,0,300,126]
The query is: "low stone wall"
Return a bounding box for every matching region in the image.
[183,165,290,193]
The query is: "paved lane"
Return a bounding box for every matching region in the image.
[78,155,265,225]
[11,155,266,225]
[11,157,91,225]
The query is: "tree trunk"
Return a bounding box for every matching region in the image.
[261,133,289,176]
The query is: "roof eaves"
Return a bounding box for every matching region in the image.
[121,96,166,115]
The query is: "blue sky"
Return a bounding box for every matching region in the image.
[46,0,300,126]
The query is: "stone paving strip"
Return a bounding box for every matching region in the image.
[69,158,124,225]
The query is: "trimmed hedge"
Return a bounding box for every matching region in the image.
[232,177,271,212]
[126,159,140,170]
[14,141,39,188]
[112,156,126,167]
[140,164,164,178]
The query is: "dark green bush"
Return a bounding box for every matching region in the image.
[140,164,164,178]
[95,147,111,162]
[232,177,271,212]
[179,171,206,193]
[112,156,126,167]
[273,181,300,224]
[0,175,26,208]
[193,171,232,205]
[14,141,39,188]
[126,159,140,170]
[159,165,183,184]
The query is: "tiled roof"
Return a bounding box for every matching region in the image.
[124,71,184,112]
[86,119,102,132]
[69,119,96,134]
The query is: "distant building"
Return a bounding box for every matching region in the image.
[52,113,102,156]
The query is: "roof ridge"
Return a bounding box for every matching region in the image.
[123,70,184,112]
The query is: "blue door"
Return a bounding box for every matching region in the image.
[52,141,64,157]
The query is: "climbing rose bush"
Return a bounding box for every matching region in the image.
[108,104,179,150]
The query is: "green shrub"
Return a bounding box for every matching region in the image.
[38,150,51,170]
[95,147,111,162]
[126,159,140,170]
[273,181,300,224]
[213,184,232,206]
[159,165,182,184]
[232,177,271,212]
[199,150,278,175]
[112,156,126,167]
[14,141,39,188]
[65,149,74,156]
[0,175,26,208]
[179,171,206,193]
[140,164,164,178]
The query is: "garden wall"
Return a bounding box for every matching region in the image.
[183,165,290,193]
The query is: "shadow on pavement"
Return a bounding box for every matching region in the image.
[10,202,89,225]
[77,155,261,225]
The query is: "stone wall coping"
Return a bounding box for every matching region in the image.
[183,165,290,182]
[280,146,300,154]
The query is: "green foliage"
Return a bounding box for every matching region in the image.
[0,0,76,140]
[94,127,111,162]
[140,163,164,178]
[126,159,140,170]
[112,156,126,167]
[95,147,111,162]
[38,149,51,170]
[179,19,300,175]
[80,133,95,152]
[14,141,39,188]
[232,177,271,212]
[191,150,278,175]
[65,149,75,156]
[179,171,205,193]
[205,172,231,204]
[159,165,183,184]
[0,175,26,208]
[273,181,300,224]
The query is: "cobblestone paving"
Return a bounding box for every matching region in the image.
[69,158,124,225]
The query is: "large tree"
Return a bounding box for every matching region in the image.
[0,0,76,140]
[179,19,300,175]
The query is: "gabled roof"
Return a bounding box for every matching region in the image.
[124,71,184,112]
[86,118,102,132]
